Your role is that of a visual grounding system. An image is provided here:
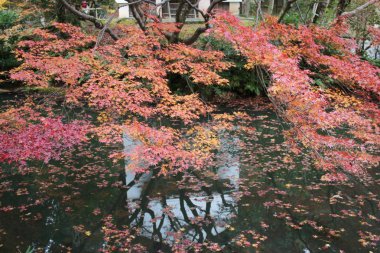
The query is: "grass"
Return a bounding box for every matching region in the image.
[180,23,204,40]
[179,18,254,40]
[115,18,137,26]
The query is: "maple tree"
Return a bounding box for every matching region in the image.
[3,10,379,180]
[208,13,379,181]
[4,21,232,180]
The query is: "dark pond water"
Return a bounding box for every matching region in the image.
[0,95,379,253]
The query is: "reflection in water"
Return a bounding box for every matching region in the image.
[123,131,240,245]
[123,131,152,200]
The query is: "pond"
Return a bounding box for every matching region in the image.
[0,94,379,253]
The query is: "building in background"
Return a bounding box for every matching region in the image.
[115,0,242,19]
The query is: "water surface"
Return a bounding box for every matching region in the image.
[0,96,379,253]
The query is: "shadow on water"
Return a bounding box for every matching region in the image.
[0,95,379,253]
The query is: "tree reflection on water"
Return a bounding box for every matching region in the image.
[0,101,379,253]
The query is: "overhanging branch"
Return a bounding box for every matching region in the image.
[59,0,120,40]
[340,0,379,18]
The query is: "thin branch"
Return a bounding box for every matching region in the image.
[93,13,117,53]
[295,1,307,24]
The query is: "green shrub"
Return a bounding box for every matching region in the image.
[282,12,301,26]
[199,36,268,97]
[0,10,18,30]
[0,10,20,71]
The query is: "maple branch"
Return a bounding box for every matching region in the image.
[143,0,171,6]
[180,0,224,44]
[182,26,208,45]
[207,0,224,12]
[340,0,379,18]
[59,0,119,40]
[278,0,297,23]
[183,0,206,19]
[93,13,117,52]
[130,4,147,31]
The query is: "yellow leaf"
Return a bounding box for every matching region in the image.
[0,0,7,9]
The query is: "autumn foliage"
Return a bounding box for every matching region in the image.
[0,102,88,164]
[209,13,379,181]
[2,13,380,182]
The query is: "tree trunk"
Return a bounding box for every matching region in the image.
[278,0,297,23]
[310,2,319,23]
[311,0,330,23]
[336,0,350,17]
[245,0,251,17]
[268,0,275,15]
[281,0,287,15]
[56,0,66,23]
[255,0,263,24]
